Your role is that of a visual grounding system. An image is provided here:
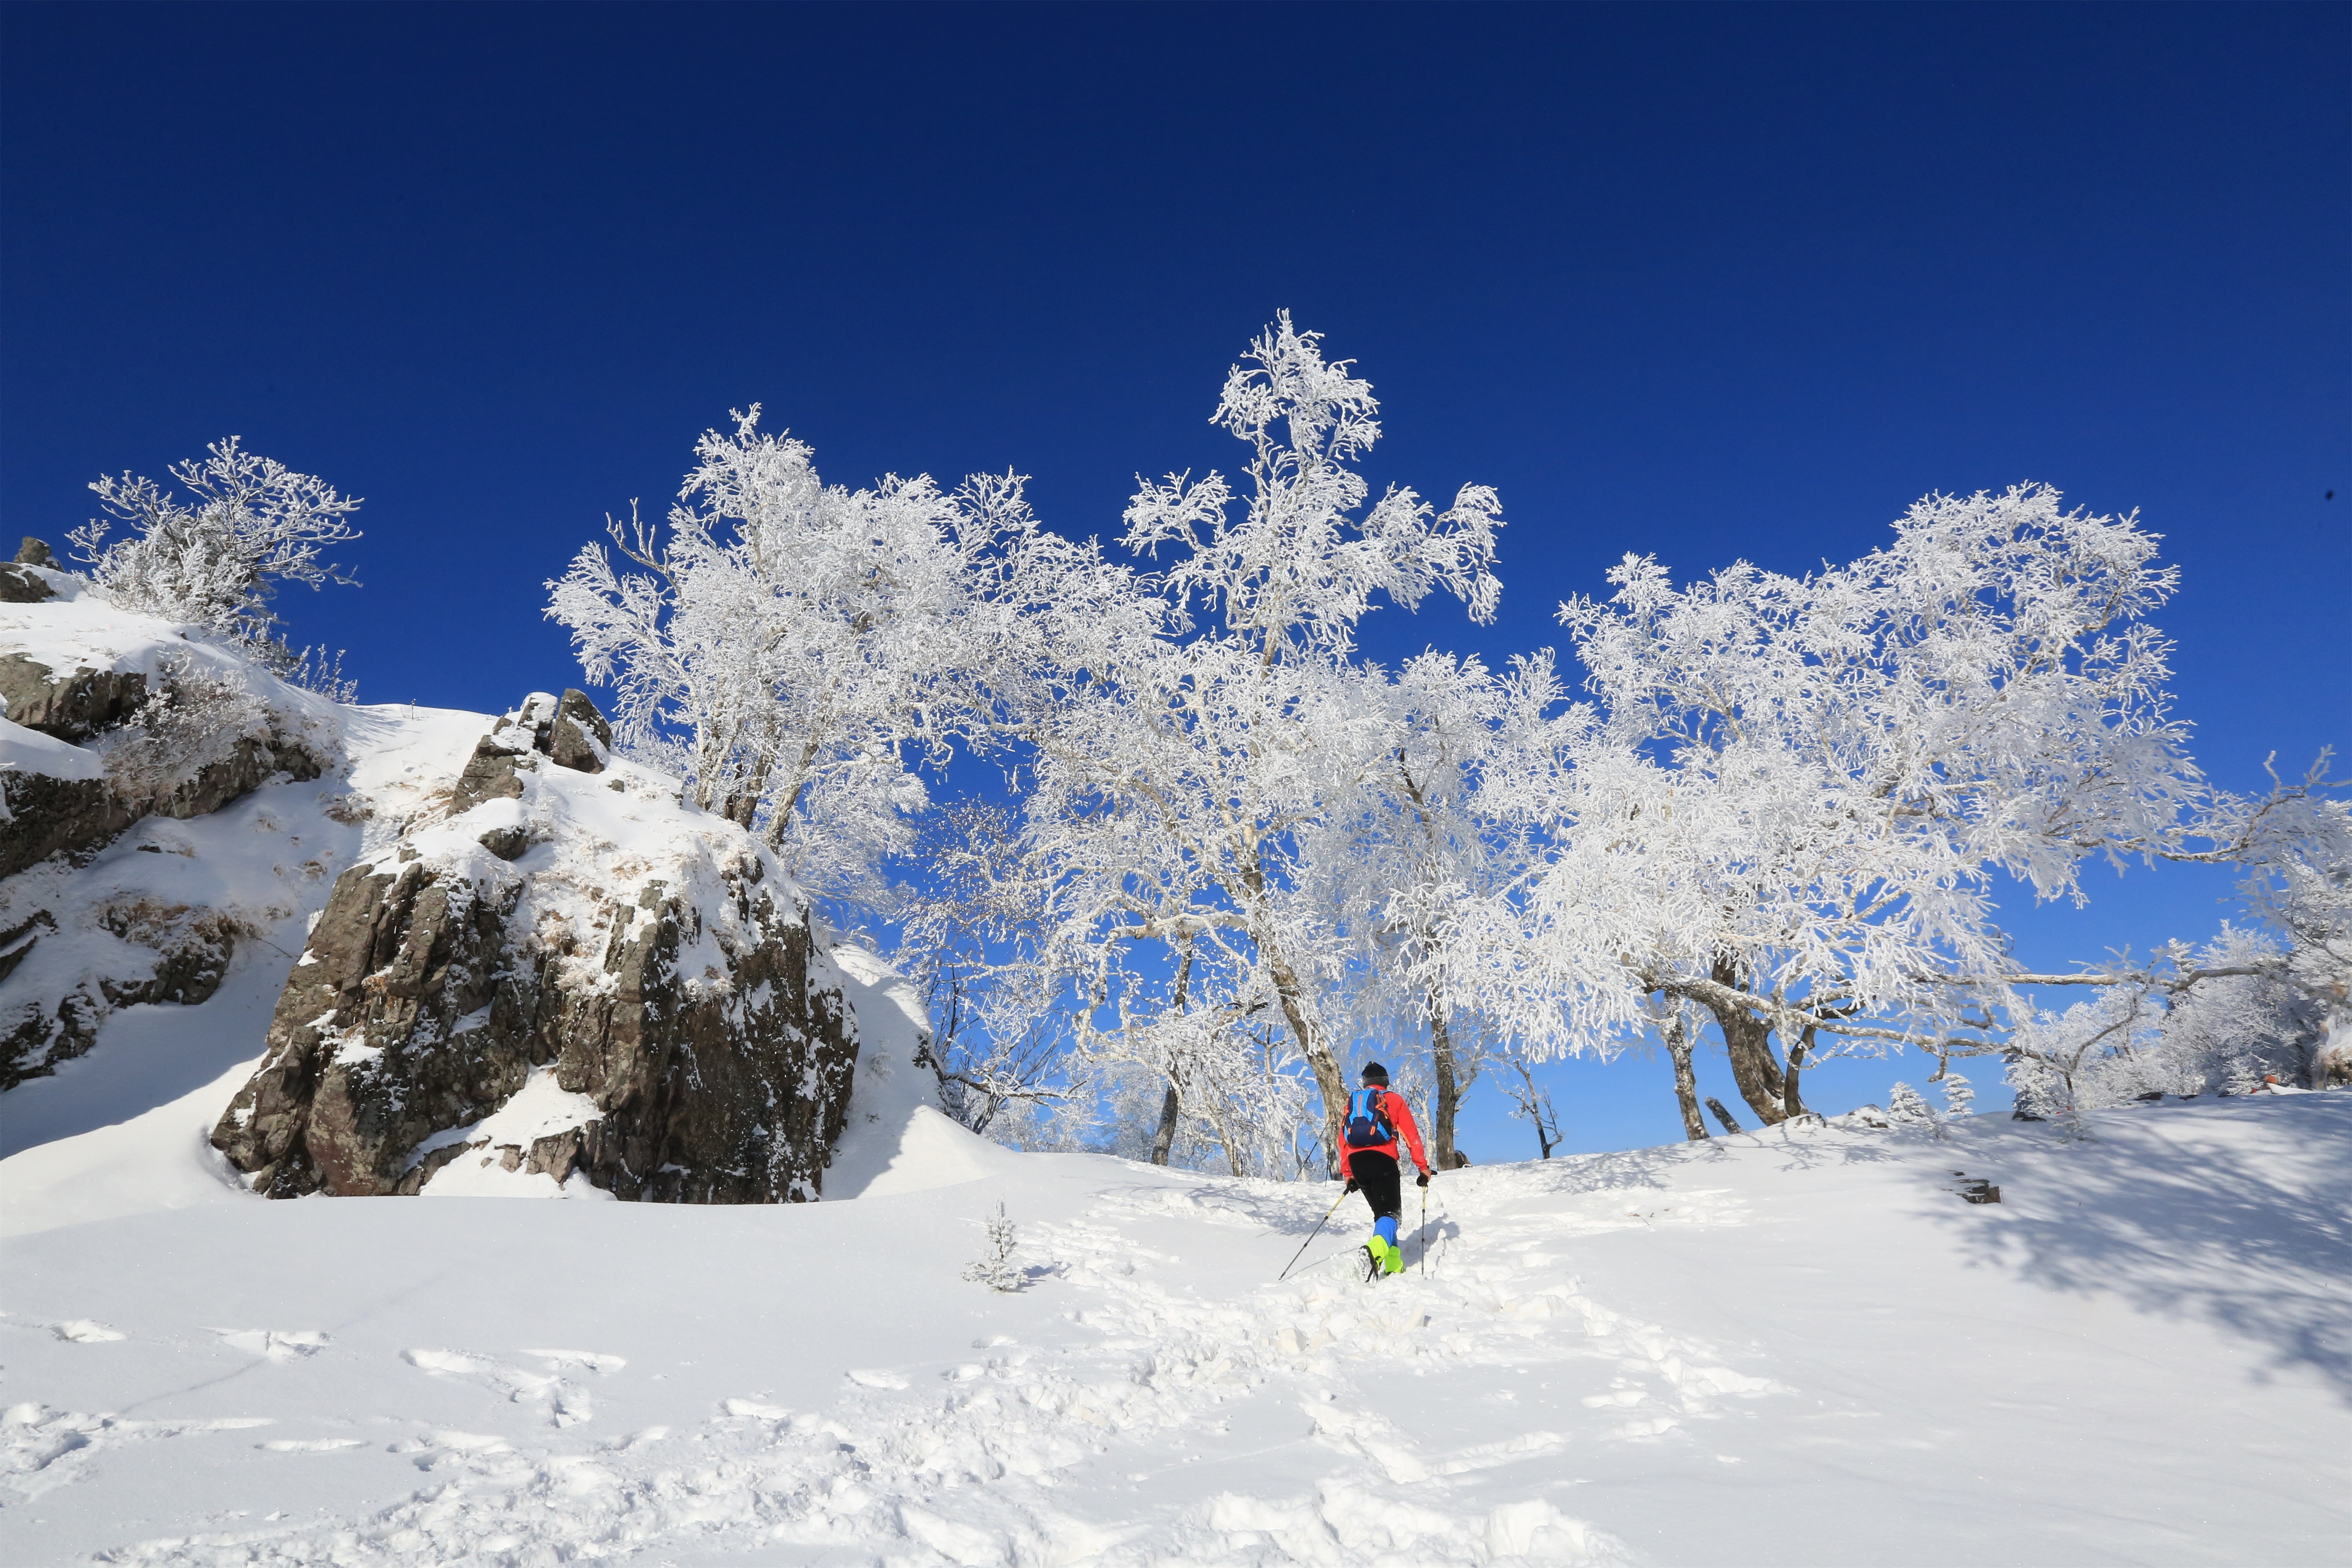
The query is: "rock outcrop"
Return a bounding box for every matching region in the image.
[0,652,330,881]
[0,539,58,602]
[0,652,148,743]
[0,564,54,604]
[211,692,860,1203]
[0,770,137,886]
[1,575,342,1085]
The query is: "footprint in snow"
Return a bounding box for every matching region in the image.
[847,1368,909,1390]
[521,1347,627,1373]
[213,1329,331,1360]
[260,1437,365,1453]
[402,1348,612,1426]
[52,1320,125,1343]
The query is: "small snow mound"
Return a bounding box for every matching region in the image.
[52,1319,124,1343]
[824,945,1023,1200]
[840,1103,1024,1200]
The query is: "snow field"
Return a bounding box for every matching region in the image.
[5,1094,2349,1566]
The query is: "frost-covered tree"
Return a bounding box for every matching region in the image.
[986,314,1506,1161]
[2004,783,2352,1116]
[69,437,362,647]
[1297,649,1567,1166]
[547,412,1099,907]
[1467,484,2238,1125]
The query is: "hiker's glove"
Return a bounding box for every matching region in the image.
[1416,1172,1431,1188]
[1344,1179,1358,1194]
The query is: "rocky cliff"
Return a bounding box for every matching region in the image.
[210,692,862,1203]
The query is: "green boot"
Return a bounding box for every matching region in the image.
[1383,1238,1406,1275]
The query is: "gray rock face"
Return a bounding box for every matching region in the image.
[549,689,612,773]
[0,773,135,883]
[0,654,147,743]
[15,537,58,567]
[0,638,336,1087]
[450,688,611,810]
[476,824,530,861]
[0,564,54,604]
[142,731,326,821]
[450,733,530,815]
[213,852,856,1203]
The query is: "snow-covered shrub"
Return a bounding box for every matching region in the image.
[69,437,361,645]
[1940,1072,1975,1120]
[260,637,359,704]
[1885,1075,1972,1139]
[1997,775,2349,1122]
[2007,968,2267,1111]
[961,1201,1022,1291]
[97,661,275,812]
[2005,922,2342,1121]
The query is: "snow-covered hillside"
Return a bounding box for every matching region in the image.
[5,1089,2349,1565]
[3,580,2348,1567]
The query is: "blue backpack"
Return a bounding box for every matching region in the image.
[1342,1086,1396,1149]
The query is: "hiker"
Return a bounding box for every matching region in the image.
[1341,1061,1432,1277]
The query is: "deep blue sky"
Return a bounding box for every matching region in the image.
[4,3,2344,1156]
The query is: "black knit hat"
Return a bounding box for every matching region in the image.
[1360,1061,1389,1085]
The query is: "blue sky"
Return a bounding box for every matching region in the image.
[4,3,2343,1157]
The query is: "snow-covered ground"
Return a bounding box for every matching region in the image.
[5,1070,2348,1564]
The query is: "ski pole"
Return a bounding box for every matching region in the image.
[1277,1187,1354,1283]
[1419,1180,1428,1275]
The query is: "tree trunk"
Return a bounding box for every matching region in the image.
[1149,1080,1180,1166]
[1262,949,1349,1170]
[1704,958,1789,1126]
[1150,941,1196,1167]
[1668,1018,1709,1142]
[1429,998,1462,1171]
[1783,1029,1811,1120]
[1233,846,1350,1168]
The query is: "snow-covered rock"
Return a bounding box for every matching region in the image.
[211,691,863,1203]
[0,575,338,1083]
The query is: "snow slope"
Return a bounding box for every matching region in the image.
[4,1094,2348,1566]
[824,945,1025,1201]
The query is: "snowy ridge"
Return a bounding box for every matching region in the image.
[5,1095,2348,1565]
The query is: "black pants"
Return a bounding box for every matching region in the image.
[1348,1150,1402,1222]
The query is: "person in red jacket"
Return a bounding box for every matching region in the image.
[1340,1061,1431,1277]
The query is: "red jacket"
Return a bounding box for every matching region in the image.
[1343,1087,1431,1177]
